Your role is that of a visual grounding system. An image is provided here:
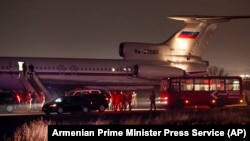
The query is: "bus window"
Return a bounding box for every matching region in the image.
[226,78,240,90]
[210,79,222,91]
[194,78,209,91]
[181,79,193,91]
[160,79,169,92]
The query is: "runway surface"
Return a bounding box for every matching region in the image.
[1,105,250,139]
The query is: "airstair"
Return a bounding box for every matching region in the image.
[19,73,53,100]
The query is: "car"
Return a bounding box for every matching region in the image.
[42,93,109,114]
[0,90,20,113]
[80,93,109,113]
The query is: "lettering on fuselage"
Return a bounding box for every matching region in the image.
[134,49,159,55]
[57,64,66,73]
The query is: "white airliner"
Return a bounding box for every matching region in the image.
[0,15,249,99]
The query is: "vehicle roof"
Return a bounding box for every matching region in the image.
[67,89,106,96]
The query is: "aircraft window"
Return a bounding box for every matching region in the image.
[100,68,103,71]
[35,66,38,70]
[88,68,91,71]
[92,68,95,71]
[96,68,99,71]
[40,67,43,70]
[1,66,4,70]
[48,67,51,70]
[52,67,55,70]
[44,67,47,70]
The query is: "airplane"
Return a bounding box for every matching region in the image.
[0,15,250,100]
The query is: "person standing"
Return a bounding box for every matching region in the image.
[126,91,132,111]
[149,90,156,111]
[22,62,27,78]
[28,63,34,79]
[26,91,32,112]
[31,92,37,110]
[39,91,45,109]
[132,91,137,108]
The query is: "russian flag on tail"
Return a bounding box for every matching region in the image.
[178,31,199,39]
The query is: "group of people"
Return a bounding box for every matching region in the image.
[108,90,137,111]
[15,90,45,112]
[108,90,157,111]
[21,62,34,79]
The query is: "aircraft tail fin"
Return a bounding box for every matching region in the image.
[119,15,250,62]
[163,15,250,58]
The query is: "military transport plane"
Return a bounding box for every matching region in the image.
[0,15,249,99]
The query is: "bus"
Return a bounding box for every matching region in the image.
[158,76,244,109]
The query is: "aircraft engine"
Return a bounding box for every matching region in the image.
[119,42,163,60]
[133,64,185,80]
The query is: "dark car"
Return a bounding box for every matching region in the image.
[80,93,109,113]
[0,90,20,113]
[42,93,109,114]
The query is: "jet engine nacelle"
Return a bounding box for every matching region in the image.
[119,42,164,60]
[133,64,185,80]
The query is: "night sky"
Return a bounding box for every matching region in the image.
[0,0,250,75]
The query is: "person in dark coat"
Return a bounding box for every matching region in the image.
[149,90,156,111]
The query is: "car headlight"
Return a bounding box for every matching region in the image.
[49,103,57,107]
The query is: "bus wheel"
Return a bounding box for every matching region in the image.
[216,99,224,108]
[209,104,216,109]
[174,99,184,109]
